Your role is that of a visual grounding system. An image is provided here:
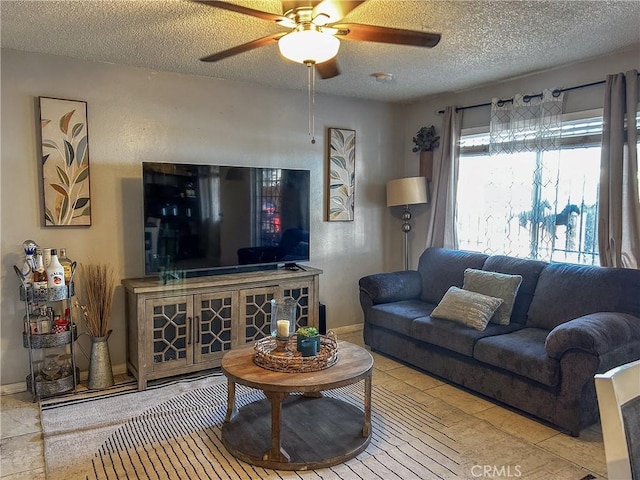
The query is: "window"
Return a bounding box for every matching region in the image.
[457,113,604,265]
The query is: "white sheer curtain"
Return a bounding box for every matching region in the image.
[598,69,640,268]
[489,89,564,155]
[425,106,461,249]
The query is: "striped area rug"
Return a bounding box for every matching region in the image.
[41,373,460,479]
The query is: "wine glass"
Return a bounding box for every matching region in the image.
[33,360,44,382]
[58,353,73,377]
[42,354,61,381]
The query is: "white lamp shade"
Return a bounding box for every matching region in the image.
[386,177,428,207]
[278,29,340,64]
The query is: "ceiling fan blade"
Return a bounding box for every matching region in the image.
[333,23,441,48]
[200,33,286,62]
[312,0,366,24]
[196,1,287,23]
[316,58,340,79]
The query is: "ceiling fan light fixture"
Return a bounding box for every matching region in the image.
[278,27,340,65]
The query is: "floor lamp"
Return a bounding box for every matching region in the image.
[387,177,428,270]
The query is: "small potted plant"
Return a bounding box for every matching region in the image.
[296,326,320,357]
[412,126,440,181]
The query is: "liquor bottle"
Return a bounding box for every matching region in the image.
[46,306,55,323]
[32,251,48,293]
[29,314,40,335]
[21,240,38,283]
[21,253,35,284]
[58,248,73,284]
[24,303,39,334]
[42,248,52,268]
[38,307,51,334]
[46,249,65,288]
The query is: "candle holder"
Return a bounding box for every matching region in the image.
[270,298,296,357]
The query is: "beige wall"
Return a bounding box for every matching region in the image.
[391,46,640,270]
[0,49,400,385]
[2,45,637,387]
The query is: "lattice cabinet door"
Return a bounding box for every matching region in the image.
[193,291,236,365]
[239,286,278,345]
[281,280,316,330]
[146,295,193,373]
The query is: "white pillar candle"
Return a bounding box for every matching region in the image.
[276,320,290,337]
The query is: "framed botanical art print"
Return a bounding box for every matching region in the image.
[38,97,92,226]
[326,127,356,221]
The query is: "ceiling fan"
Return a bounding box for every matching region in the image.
[197,0,441,79]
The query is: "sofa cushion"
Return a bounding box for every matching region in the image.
[474,328,560,387]
[527,263,640,330]
[431,286,504,331]
[481,255,548,325]
[418,248,488,304]
[411,316,524,357]
[463,268,523,325]
[367,300,437,336]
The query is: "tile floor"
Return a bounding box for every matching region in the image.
[0,332,607,479]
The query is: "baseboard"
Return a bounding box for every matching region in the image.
[330,323,363,335]
[0,363,129,396]
[0,383,28,396]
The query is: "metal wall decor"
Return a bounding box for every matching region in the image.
[326,127,356,221]
[38,97,92,226]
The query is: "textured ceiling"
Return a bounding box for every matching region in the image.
[1,0,639,103]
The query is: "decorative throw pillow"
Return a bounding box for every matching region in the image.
[431,286,504,331]
[463,268,523,326]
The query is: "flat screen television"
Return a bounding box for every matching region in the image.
[142,162,310,276]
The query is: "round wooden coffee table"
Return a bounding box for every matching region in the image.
[221,340,373,471]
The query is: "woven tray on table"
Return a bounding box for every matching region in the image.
[253,331,338,372]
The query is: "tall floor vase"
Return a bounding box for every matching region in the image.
[88,330,114,389]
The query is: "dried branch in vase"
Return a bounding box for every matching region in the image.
[76,263,115,338]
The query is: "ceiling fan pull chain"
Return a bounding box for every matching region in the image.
[311,64,316,144]
[307,63,312,139]
[307,62,316,144]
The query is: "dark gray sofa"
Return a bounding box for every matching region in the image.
[359,247,640,436]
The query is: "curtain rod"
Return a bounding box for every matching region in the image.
[436,79,608,114]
